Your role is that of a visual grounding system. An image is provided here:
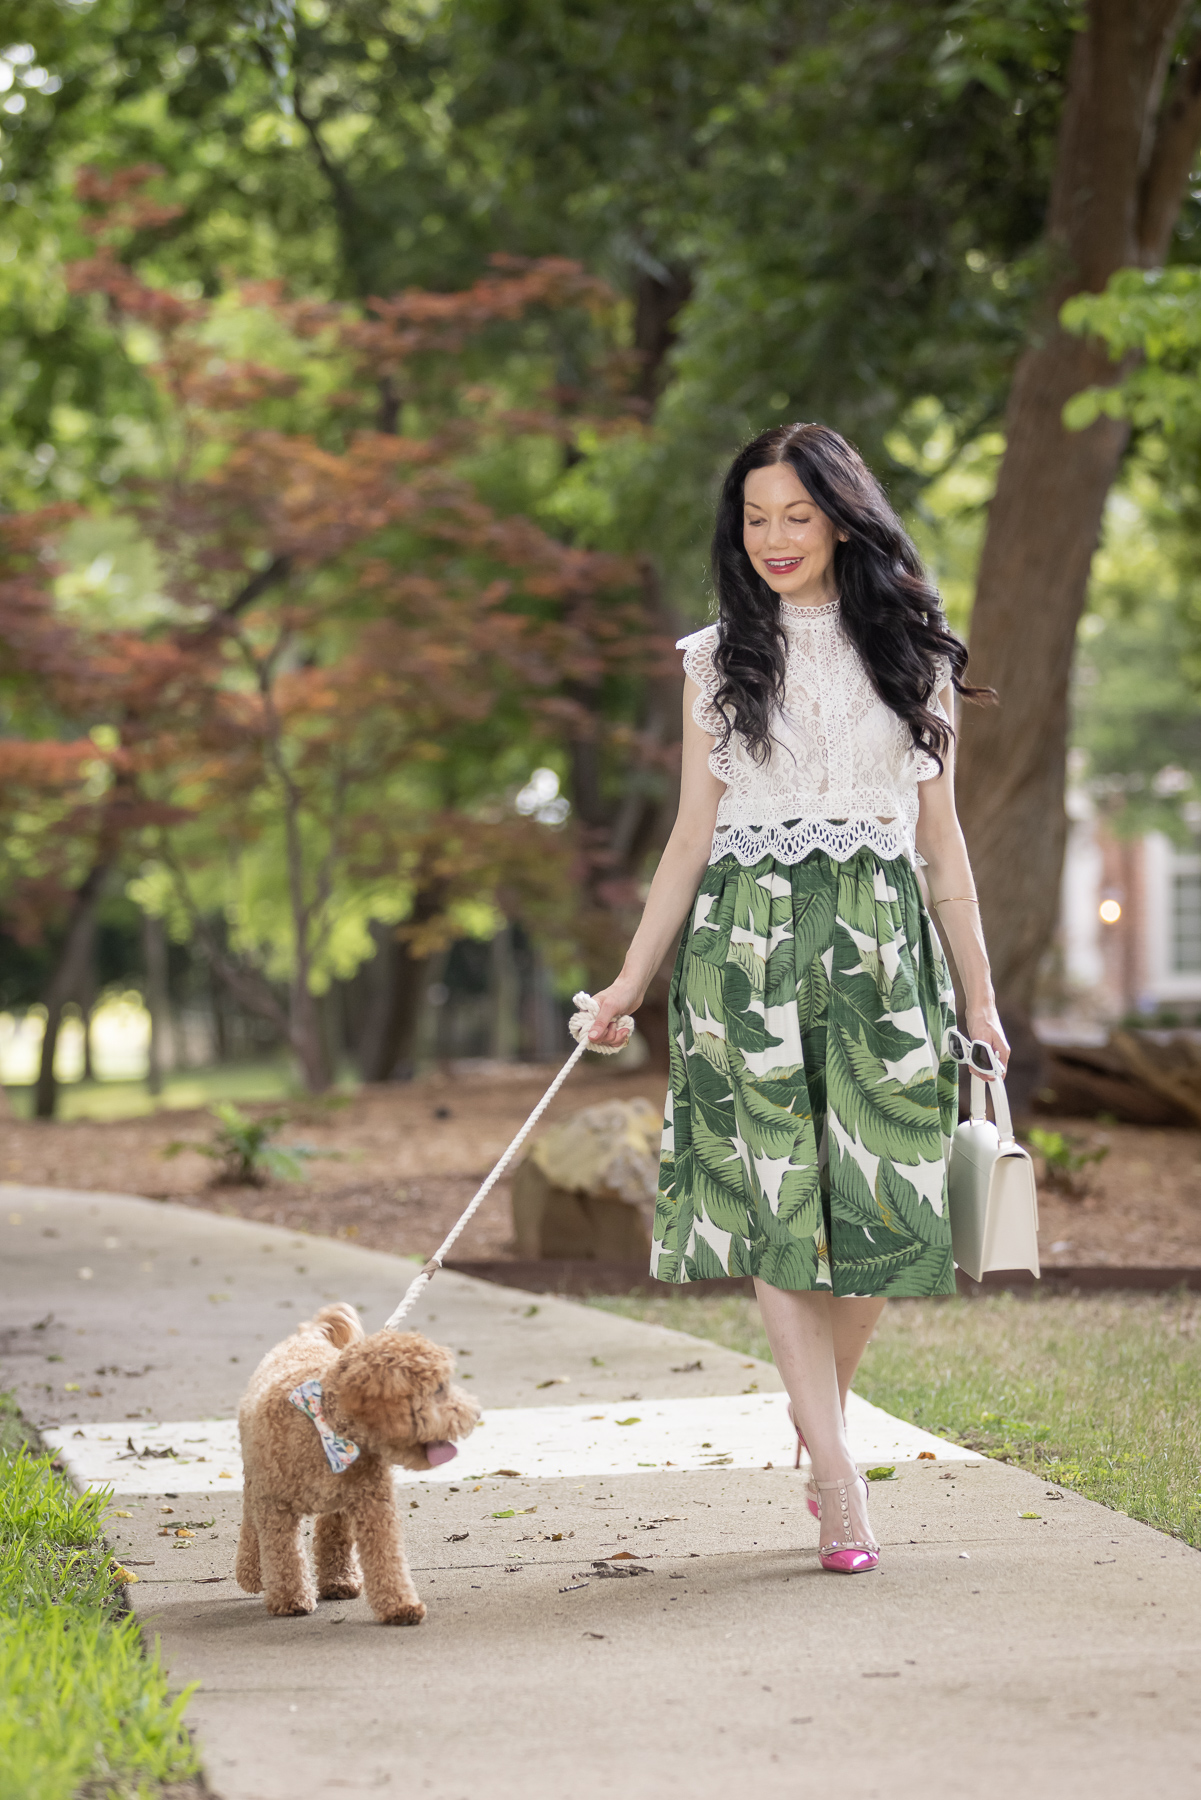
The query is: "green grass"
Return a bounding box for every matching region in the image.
[589,1290,1201,1547]
[0,1393,200,1800]
[4,1056,303,1122]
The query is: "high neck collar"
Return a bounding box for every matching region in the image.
[780,595,840,624]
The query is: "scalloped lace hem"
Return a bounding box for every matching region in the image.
[709,818,915,867]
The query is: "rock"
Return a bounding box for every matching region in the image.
[511,1098,664,1261]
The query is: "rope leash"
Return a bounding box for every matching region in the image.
[382,992,634,1331]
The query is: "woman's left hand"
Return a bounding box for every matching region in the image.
[965,1003,1010,1078]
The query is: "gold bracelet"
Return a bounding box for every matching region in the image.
[931,895,979,907]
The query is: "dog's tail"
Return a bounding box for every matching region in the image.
[310,1303,364,1349]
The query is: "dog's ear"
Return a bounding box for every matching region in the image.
[324,1331,450,1437]
[307,1303,364,1349]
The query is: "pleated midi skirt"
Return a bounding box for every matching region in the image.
[651,847,959,1298]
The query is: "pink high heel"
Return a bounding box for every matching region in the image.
[815,1473,880,1574]
[786,1402,820,1520]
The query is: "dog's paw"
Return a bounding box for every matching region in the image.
[264,1593,317,1617]
[378,1601,427,1626]
[318,1579,363,1601]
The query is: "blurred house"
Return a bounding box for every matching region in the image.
[1056,784,1201,1026]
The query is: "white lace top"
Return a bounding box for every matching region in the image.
[681,598,951,868]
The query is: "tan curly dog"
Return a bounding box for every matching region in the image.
[236,1303,478,1625]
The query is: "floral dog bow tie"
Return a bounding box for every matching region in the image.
[289,1377,360,1474]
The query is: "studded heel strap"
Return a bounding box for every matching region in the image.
[815,1473,880,1574]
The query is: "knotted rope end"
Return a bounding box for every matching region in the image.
[568,990,635,1055]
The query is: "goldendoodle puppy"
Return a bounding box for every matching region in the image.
[236,1303,478,1624]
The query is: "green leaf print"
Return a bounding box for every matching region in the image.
[654,847,956,1297]
[757,1236,826,1291]
[793,953,830,1029]
[827,1024,941,1167]
[684,1236,731,1281]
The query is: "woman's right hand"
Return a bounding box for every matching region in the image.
[587,978,642,1049]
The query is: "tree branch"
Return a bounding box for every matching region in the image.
[289,80,365,289]
[222,555,292,620]
[1138,23,1201,261]
[157,845,289,1034]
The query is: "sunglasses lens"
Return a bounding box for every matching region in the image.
[970,1041,994,1072]
[945,1029,967,1062]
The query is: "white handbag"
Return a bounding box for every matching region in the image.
[947,1069,1040,1282]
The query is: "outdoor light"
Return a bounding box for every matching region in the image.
[1099,898,1122,924]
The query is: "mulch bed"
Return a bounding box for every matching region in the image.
[1,1068,1198,1272]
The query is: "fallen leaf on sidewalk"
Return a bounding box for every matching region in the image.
[1019,1512,1041,1520]
[492,1509,515,1519]
[535,1377,568,1388]
[609,1551,639,1560]
[671,1361,703,1373]
[917,1451,936,1461]
[583,1631,605,1639]
[491,1468,521,1477]
[615,1417,640,1426]
[865,1466,896,1481]
[446,1532,469,1542]
[118,1437,177,1461]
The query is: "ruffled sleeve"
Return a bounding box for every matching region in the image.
[929,653,953,701]
[678,625,727,738]
[915,655,954,784]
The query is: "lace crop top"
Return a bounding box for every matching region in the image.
[680,597,951,868]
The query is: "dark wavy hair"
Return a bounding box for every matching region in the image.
[709,422,987,768]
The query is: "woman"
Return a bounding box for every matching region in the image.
[588,422,1007,1574]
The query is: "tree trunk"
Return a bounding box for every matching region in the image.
[957,1,1201,1105]
[289,977,330,1093]
[35,863,107,1120]
[633,265,693,403]
[488,925,521,1060]
[355,896,446,1082]
[566,558,685,1068]
[142,911,169,1097]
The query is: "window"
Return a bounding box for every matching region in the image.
[1170,868,1201,973]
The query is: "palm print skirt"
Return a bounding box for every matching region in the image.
[651,847,959,1298]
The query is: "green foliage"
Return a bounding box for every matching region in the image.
[1025,1126,1109,1195]
[591,1290,1201,1546]
[4,0,1198,1043]
[0,1,1085,565]
[1059,274,1201,831]
[0,1394,199,1799]
[164,1100,319,1184]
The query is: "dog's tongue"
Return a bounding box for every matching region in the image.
[425,1440,457,1467]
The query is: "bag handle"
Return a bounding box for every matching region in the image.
[969,1069,1016,1145]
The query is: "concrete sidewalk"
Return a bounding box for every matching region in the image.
[2,1183,1199,1800]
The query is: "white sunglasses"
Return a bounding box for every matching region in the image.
[944,1027,1004,1079]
